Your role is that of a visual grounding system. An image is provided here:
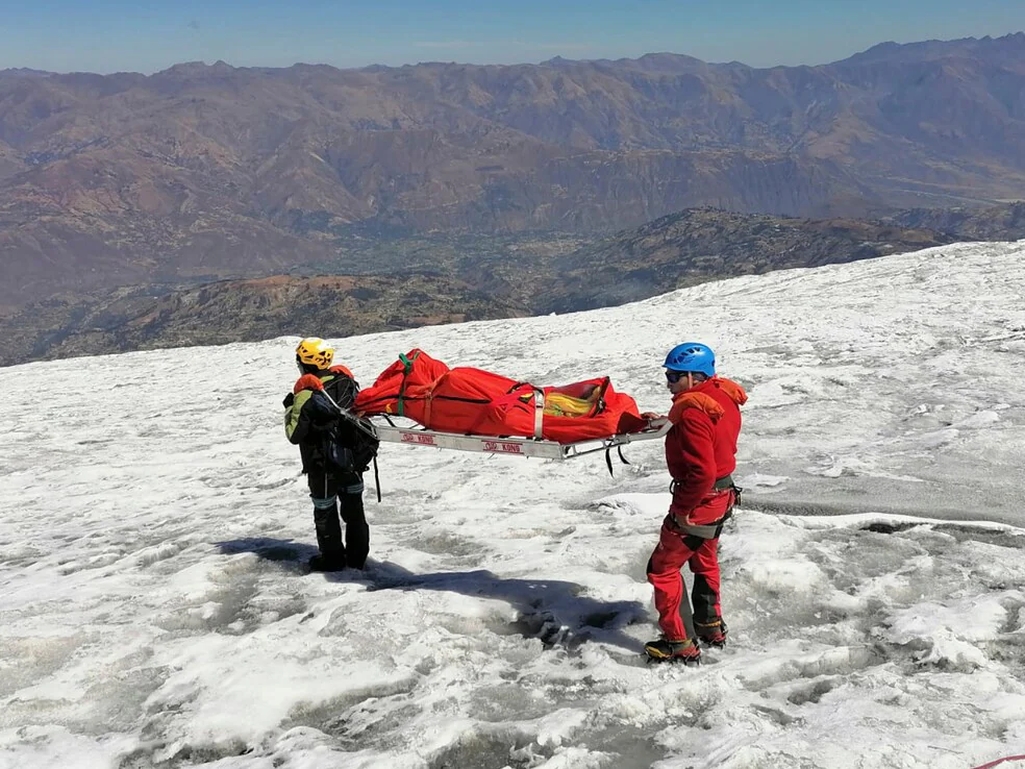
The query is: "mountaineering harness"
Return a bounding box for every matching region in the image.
[667,475,745,539]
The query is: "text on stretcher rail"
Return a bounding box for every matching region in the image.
[483,441,524,454]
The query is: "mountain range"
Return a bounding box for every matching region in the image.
[2,33,1025,315]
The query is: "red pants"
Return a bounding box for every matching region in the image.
[646,517,724,641]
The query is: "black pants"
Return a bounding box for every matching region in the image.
[307,468,369,569]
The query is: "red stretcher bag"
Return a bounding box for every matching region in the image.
[354,349,647,443]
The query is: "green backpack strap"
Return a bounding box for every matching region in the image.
[395,352,419,417]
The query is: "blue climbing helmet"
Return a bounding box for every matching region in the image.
[664,342,715,377]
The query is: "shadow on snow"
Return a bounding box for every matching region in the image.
[215,537,649,655]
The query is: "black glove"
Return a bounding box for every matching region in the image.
[282,392,295,408]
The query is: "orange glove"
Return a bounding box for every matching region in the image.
[293,374,325,394]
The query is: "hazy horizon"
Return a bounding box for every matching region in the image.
[2,0,1022,75]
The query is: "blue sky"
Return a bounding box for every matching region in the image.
[2,0,1022,74]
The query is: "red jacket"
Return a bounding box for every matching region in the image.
[665,377,747,517]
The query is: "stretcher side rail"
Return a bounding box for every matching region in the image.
[365,415,672,466]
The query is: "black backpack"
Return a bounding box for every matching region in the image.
[308,374,381,500]
[326,417,380,475]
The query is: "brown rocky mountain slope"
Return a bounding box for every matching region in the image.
[0,273,525,366]
[536,208,957,312]
[881,201,1025,241]
[1,205,994,367]
[2,34,1025,310]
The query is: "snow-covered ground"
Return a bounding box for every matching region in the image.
[2,240,1024,769]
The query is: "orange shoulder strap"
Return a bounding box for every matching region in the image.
[716,377,748,406]
[329,364,354,379]
[668,391,725,424]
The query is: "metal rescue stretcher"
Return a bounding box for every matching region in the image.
[360,412,673,473]
[320,375,673,475]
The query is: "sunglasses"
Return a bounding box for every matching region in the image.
[665,371,690,384]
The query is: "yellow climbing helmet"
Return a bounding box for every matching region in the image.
[295,337,334,368]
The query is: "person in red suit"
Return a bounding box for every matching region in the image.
[643,342,747,664]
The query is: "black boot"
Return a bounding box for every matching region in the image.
[340,489,369,570]
[308,553,346,572]
[310,502,346,572]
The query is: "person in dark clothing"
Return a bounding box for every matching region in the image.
[283,337,370,572]
[642,342,747,664]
